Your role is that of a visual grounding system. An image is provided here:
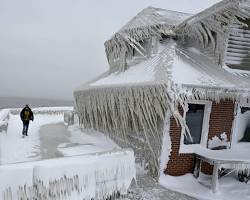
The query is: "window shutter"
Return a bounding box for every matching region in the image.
[225,20,250,70]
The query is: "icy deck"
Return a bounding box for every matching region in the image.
[194,144,250,163]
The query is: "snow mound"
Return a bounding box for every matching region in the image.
[0,149,136,200]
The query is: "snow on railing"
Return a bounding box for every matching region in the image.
[0,149,136,200]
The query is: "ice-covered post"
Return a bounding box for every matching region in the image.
[211,162,220,193]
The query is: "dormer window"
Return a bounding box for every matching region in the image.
[127,37,158,62]
[225,18,250,71]
[126,37,158,66]
[132,39,150,58]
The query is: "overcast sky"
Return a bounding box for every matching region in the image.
[0,0,220,100]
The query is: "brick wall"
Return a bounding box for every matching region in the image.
[207,100,234,143]
[202,100,235,174]
[165,109,195,176]
[165,100,235,176]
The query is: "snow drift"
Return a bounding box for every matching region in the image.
[0,149,136,200]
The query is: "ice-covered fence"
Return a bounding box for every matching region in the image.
[0,149,136,200]
[10,107,73,115]
[0,162,35,200]
[0,109,10,133]
[64,110,75,126]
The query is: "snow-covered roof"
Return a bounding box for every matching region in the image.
[77,39,250,93]
[105,0,250,71]
[89,42,173,88]
[172,47,250,91]
[117,7,192,33]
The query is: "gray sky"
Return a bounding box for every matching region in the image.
[0,0,220,100]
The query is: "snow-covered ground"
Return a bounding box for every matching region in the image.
[58,125,119,156]
[160,172,250,200]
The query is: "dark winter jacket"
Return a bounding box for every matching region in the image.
[20,106,34,122]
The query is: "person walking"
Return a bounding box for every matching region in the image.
[20,104,34,137]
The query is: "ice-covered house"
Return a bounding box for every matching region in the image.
[74,0,250,181]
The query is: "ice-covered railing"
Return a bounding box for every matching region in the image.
[64,110,76,126]
[0,109,10,133]
[10,107,73,115]
[0,149,136,200]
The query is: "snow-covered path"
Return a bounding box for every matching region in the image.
[39,123,70,159]
[0,113,63,164]
[0,109,118,164]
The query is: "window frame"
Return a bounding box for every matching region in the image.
[179,100,212,153]
[231,101,250,147]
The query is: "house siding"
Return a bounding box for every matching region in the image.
[165,100,235,176]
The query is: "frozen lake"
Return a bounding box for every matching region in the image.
[0,96,73,109]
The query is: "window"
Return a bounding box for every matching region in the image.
[232,105,250,145]
[132,39,150,58]
[179,101,212,153]
[184,104,205,145]
[133,40,148,57]
[241,107,250,114]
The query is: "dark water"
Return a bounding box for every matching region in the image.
[0,96,73,109]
